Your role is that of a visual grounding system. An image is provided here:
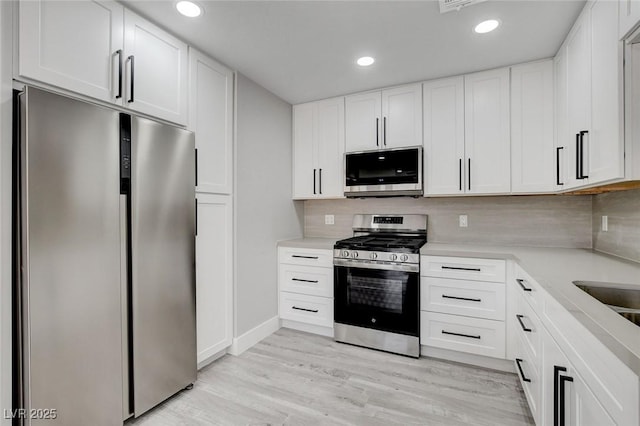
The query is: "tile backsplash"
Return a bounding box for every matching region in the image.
[305,195,593,248]
[593,188,640,262]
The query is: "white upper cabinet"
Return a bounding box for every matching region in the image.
[619,0,640,38]
[554,49,569,189]
[189,49,233,195]
[464,68,511,194]
[423,76,465,196]
[511,60,555,194]
[124,10,188,125]
[345,92,382,152]
[381,84,423,149]
[293,97,345,199]
[18,0,124,104]
[345,84,422,152]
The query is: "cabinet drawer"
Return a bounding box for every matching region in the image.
[514,264,544,311]
[421,256,506,283]
[279,264,333,298]
[279,292,333,328]
[278,247,333,268]
[420,311,505,359]
[515,290,543,365]
[515,333,541,424]
[421,277,505,320]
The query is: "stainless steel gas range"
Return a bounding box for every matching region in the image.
[333,214,427,358]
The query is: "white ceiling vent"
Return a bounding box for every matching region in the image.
[439,0,487,14]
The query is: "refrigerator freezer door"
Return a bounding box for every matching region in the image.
[130,116,196,416]
[20,87,123,425]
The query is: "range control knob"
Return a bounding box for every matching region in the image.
[370,252,378,260]
[351,251,359,258]
[400,254,409,262]
[390,254,398,261]
[341,250,349,257]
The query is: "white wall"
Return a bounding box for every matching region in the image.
[234,73,303,336]
[0,1,12,422]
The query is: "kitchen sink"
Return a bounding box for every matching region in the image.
[574,281,640,327]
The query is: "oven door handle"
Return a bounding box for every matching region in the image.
[334,258,419,273]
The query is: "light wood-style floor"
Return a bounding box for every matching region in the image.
[128,328,534,425]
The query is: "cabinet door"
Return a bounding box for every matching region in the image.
[124,9,188,125]
[195,194,233,363]
[464,68,511,194]
[189,49,233,194]
[18,0,124,104]
[316,97,345,198]
[566,8,591,188]
[511,60,555,194]
[423,77,465,195]
[292,103,316,199]
[381,84,422,149]
[345,91,381,152]
[589,0,624,184]
[619,0,640,39]
[555,49,569,189]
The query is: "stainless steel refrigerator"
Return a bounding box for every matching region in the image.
[14,87,197,425]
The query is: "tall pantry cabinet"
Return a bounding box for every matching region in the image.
[189,49,235,365]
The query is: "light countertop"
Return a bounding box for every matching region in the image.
[421,243,640,376]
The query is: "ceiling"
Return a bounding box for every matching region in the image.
[122,0,586,105]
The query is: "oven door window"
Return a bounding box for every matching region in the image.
[334,266,419,336]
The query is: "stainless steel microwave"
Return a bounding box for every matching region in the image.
[344,146,423,197]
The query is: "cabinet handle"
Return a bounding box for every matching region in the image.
[459,158,463,191]
[195,149,198,187]
[127,55,135,103]
[468,158,471,191]
[383,116,387,146]
[195,199,198,236]
[559,374,573,426]
[575,133,581,180]
[516,314,532,332]
[313,169,316,195]
[442,266,481,272]
[516,278,532,292]
[115,49,123,99]
[292,255,319,259]
[319,168,322,194]
[441,330,481,340]
[515,358,531,383]
[554,366,567,426]
[376,118,379,146]
[291,278,319,284]
[556,147,564,186]
[292,306,318,313]
[442,294,481,303]
[579,130,589,179]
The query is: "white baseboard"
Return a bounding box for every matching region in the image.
[228,316,280,356]
[281,319,334,337]
[421,345,516,373]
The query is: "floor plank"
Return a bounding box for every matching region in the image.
[127,328,534,426]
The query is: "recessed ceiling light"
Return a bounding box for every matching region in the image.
[176,1,202,18]
[474,19,500,34]
[357,56,375,67]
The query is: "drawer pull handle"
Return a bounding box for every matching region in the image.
[292,306,319,313]
[292,255,319,260]
[515,358,531,383]
[516,279,532,292]
[291,278,319,284]
[516,314,532,332]
[441,330,481,340]
[442,266,481,272]
[442,295,482,303]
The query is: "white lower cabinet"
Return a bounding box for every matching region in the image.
[195,194,233,364]
[511,264,639,426]
[278,247,333,335]
[420,256,507,359]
